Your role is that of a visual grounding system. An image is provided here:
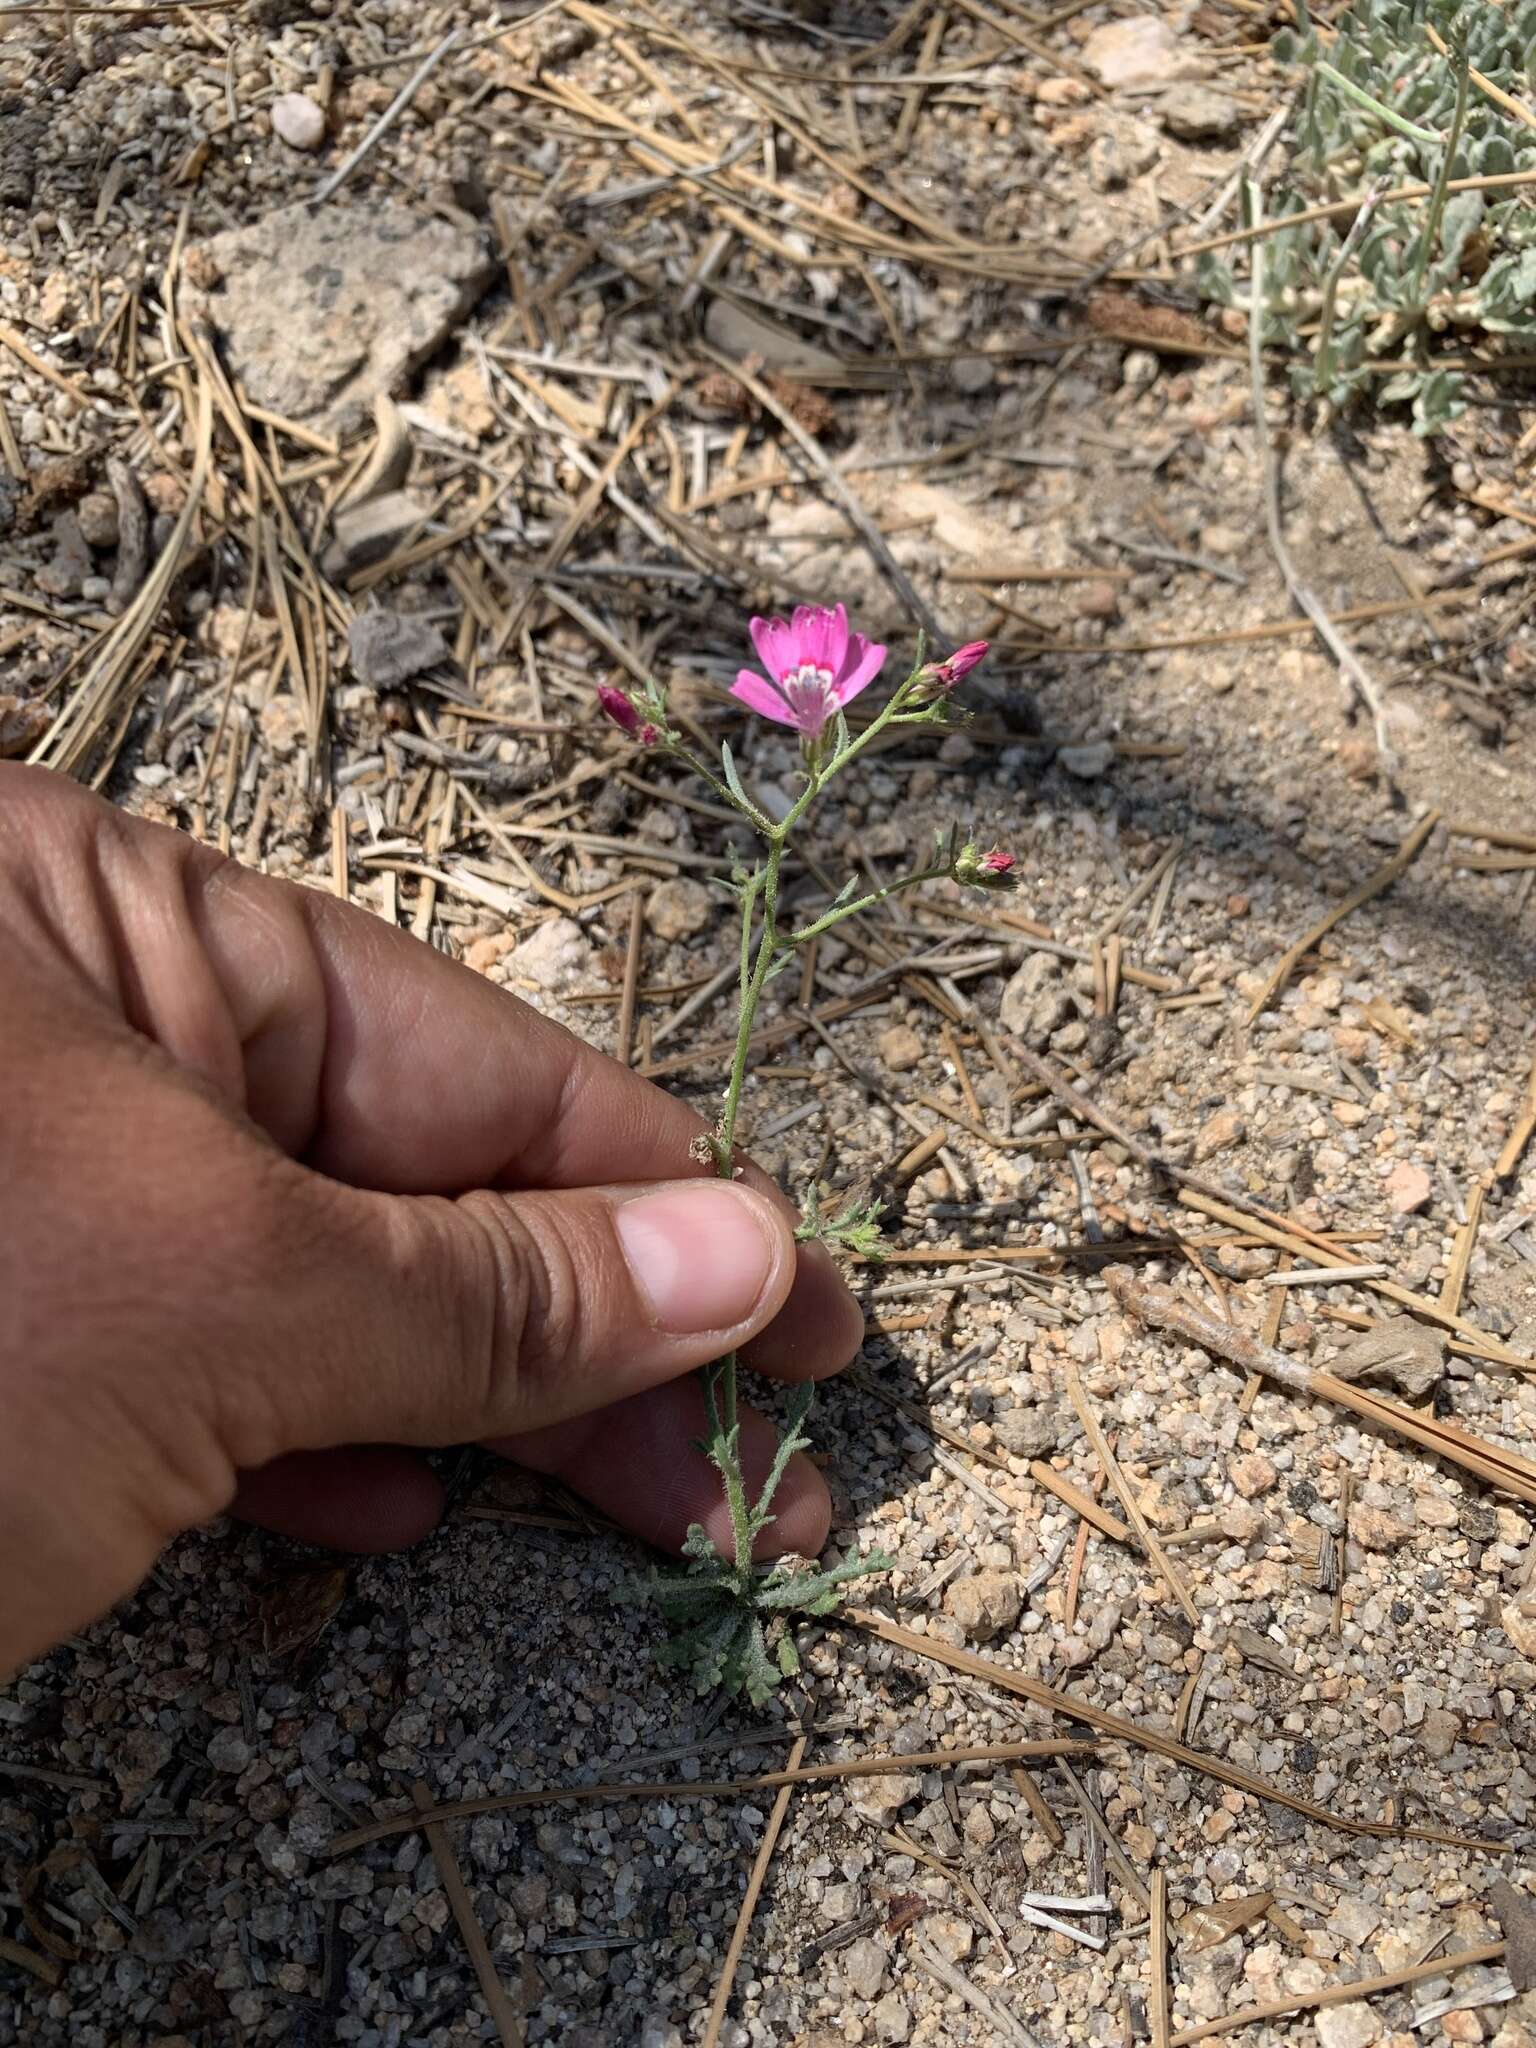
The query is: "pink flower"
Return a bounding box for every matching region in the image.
[979,848,1014,876]
[731,604,887,741]
[597,685,640,734]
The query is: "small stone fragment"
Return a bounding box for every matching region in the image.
[647,878,712,942]
[1490,1878,1536,1991]
[992,1403,1064,1459]
[873,1993,912,2045]
[1353,1505,1412,1551]
[1230,1452,1277,1499]
[195,202,494,429]
[1419,1707,1460,1759]
[76,490,119,548]
[847,1771,920,1822]
[1076,580,1121,621]
[207,1726,252,1773]
[508,916,590,995]
[945,1569,1024,1643]
[1194,1108,1245,1161]
[1057,739,1115,779]
[36,510,92,597]
[0,695,49,759]
[878,1024,924,1073]
[1329,1319,1444,1398]
[324,491,431,579]
[927,1912,974,1963]
[1385,1161,1433,1215]
[348,607,450,689]
[840,1936,887,2001]
[1159,83,1241,142]
[1083,14,1184,87]
[951,355,994,395]
[106,457,150,615]
[1035,76,1090,106]
[1314,2000,1381,2048]
[271,92,326,151]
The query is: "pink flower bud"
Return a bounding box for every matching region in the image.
[934,640,989,688]
[952,840,1019,892]
[597,685,641,734]
[638,723,661,747]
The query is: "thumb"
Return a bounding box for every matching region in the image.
[232,1173,801,1462]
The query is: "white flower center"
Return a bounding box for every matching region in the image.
[780,663,838,730]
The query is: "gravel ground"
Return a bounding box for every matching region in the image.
[3,0,1536,2042]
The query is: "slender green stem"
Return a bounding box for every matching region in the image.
[718,836,782,1167]
[788,860,952,946]
[1411,42,1470,301]
[1315,59,1442,147]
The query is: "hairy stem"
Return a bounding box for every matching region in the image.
[788,859,952,947]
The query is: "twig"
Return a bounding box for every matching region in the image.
[701,1733,808,2048]
[1242,809,1441,1024]
[326,1741,1094,1853]
[1495,1056,1536,1182]
[410,1785,524,2047]
[1246,180,1396,783]
[846,1612,1501,1850]
[1167,1943,1506,2047]
[1057,1759,1151,1914]
[311,28,465,204]
[1150,1869,1172,2048]
[913,1938,1040,2048]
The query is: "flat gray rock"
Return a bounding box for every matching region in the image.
[347,607,450,689]
[194,203,493,429]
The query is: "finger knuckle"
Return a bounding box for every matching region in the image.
[451,1191,583,1424]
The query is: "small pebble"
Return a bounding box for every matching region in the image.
[271,92,326,151]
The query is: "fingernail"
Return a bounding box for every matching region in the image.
[617,1182,781,1334]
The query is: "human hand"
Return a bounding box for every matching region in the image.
[0,763,865,1678]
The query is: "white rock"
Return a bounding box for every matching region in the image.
[271,93,326,152]
[1314,2001,1381,2048]
[841,1936,887,2001]
[847,1771,920,1822]
[1083,15,1185,87]
[647,878,712,942]
[509,916,590,994]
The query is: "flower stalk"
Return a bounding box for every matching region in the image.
[602,606,1014,1702]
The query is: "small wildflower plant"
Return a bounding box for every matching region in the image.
[599,605,1014,1703]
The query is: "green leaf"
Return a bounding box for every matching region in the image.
[720,740,751,813]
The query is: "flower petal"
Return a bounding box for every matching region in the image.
[749,614,794,682]
[731,670,797,725]
[808,604,851,676]
[833,634,887,704]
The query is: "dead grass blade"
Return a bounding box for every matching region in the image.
[410,1785,525,2047]
[1244,810,1441,1024]
[701,1734,807,2048]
